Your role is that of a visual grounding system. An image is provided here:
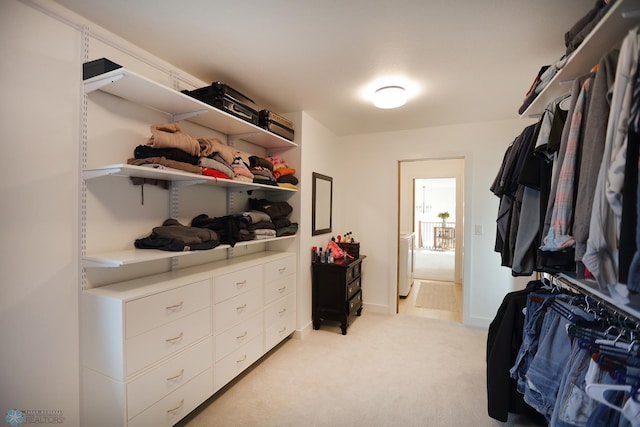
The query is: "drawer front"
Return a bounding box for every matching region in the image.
[346,262,361,283]
[214,265,262,304]
[215,312,263,362]
[126,308,211,377]
[128,368,213,427]
[347,290,362,316]
[264,255,296,283]
[214,334,263,391]
[264,274,295,305]
[265,316,295,351]
[265,303,296,351]
[346,276,361,301]
[215,286,262,332]
[126,279,211,339]
[264,292,296,328]
[127,337,212,420]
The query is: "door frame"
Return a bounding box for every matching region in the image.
[396,157,465,313]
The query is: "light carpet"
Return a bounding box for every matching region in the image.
[415,280,458,311]
[178,312,541,427]
[413,248,455,282]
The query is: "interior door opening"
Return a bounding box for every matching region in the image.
[397,159,464,322]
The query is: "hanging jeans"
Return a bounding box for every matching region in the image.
[510,293,557,395]
[524,299,587,420]
[550,342,613,426]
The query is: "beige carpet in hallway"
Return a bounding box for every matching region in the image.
[178,312,540,427]
[415,280,458,311]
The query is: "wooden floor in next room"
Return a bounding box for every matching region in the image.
[399,248,461,322]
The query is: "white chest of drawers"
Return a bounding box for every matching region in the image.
[81,252,297,426]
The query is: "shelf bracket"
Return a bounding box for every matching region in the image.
[622,10,640,19]
[84,72,124,94]
[229,132,261,143]
[171,109,208,123]
[171,179,208,188]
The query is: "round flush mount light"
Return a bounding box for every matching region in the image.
[373,85,407,109]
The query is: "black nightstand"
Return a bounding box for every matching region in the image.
[311,256,366,335]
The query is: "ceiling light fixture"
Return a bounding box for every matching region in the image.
[373,85,407,109]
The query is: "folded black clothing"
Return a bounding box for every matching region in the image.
[272,217,291,229]
[253,176,278,186]
[564,0,605,48]
[134,144,200,165]
[564,0,612,55]
[152,218,218,244]
[277,174,298,185]
[134,234,220,252]
[249,155,274,171]
[191,214,248,247]
[249,198,293,219]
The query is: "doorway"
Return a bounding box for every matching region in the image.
[397,159,464,322]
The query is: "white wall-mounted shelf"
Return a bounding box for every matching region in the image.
[558,274,640,322]
[84,67,297,150]
[84,164,297,194]
[83,235,297,268]
[521,0,640,117]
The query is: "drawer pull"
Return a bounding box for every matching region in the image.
[236,280,247,288]
[166,369,184,381]
[279,308,287,316]
[236,304,247,312]
[236,354,247,363]
[165,332,184,343]
[278,267,287,274]
[165,301,184,310]
[279,326,287,333]
[236,331,248,340]
[278,286,287,293]
[166,399,184,414]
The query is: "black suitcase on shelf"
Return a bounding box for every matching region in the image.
[259,110,295,141]
[182,82,260,125]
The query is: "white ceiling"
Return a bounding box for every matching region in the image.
[54,0,593,136]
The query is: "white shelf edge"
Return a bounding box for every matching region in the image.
[558,273,640,321]
[83,235,296,268]
[521,0,640,118]
[83,164,297,193]
[83,66,298,150]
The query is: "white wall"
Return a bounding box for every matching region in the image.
[296,112,340,334]
[334,119,536,325]
[0,1,81,425]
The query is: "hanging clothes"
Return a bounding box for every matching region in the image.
[541,75,594,251]
[584,27,640,290]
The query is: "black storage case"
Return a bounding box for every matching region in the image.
[83,58,122,80]
[259,110,295,141]
[182,82,260,126]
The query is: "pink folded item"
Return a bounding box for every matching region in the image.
[231,156,254,179]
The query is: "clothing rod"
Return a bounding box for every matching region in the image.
[548,273,640,327]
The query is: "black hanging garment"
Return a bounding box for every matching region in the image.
[486,280,545,423]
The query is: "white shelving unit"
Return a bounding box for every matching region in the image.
[521,0,640,118]
[84,67,297,149]
[83,235,296,268]
[83,65,298,269]
[84,163,298,193]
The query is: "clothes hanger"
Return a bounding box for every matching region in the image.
[585,383,638,411]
